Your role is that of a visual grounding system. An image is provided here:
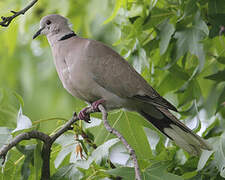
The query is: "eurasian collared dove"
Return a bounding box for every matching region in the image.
[33,14,211,156]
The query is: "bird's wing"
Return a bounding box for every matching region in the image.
[83,39,177,111]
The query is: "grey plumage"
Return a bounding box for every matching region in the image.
[33,14,212,155]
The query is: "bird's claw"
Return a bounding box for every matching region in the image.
[78,107,91,123]
[92,99,105,112]
[78,99,105,123]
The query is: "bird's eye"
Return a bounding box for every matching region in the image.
[46,20,51,25]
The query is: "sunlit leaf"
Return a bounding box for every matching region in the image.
[103,0,126,24]
[182,171,197,179]
[76,138,119,169]
[174,11,208,71]
[109,142,129,165]
[54,133,76,168]
[51,163,83,180]
[107,162,184,180]
[197,150,213,171]
[93,111,153,160]
[213,134,225,178]
[12,106,32,133]
[144,127,160,151]
[157,19,175,55]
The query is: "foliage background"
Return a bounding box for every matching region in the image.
[0,0,225,179]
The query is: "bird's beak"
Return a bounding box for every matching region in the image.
[33,26,45,39]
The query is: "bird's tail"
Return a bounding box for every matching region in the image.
[139,107,211,156]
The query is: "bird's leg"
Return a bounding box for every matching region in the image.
[78,107,91,123]
[78,99,105,123]
[91,99,105,112]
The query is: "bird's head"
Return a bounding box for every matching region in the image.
[33,14,71,39]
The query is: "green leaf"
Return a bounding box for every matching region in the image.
[13,91,24,107]
[217,57,225,64]
[205,70,225,82]
[143,8,174,30]
[34,140,42,180]
[132,47,148,73]
[177,80,201,107]
[143,163,183,180]
[157,66,187,95]
[158,19,175,55]
[51,163,83,180]
[192,100,201,133]
[197,150,213,171]
[103,0,126,24]
[214,135,225,178]
[174,11,208,71]
[183,0,198,18]
[89,138,119,164]
[182,171,197,179]
[208,14,225,37]
[54,133,76,168]
[106,167,135,180]
[216,86,225,112]
[107,163,184,180]
[93,111,153,161]
[76,138,119,169]
[202,118,219,137]
[0,127,12,149]
[16,145,36,180]
[208,0,225,15]
[144,127,160,151]
[21,154,33,180]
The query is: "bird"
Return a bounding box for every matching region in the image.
[33,14,211,156]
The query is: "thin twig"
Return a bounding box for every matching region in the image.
[98,105,141,180]
[0,105,140,179]
[0,130,51,164]
[50,107,96,143]
[50,112,79,143]
[0,0,38,27]
[74,124,98,149]
[0,107,96,179]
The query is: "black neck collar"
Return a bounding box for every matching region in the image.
[59,31,76,41]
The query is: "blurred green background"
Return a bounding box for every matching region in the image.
[0,0,120,132]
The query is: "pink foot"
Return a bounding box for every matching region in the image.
[92,99,105,112]
[78,107,91,123]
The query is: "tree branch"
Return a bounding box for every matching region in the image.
[0,0,38,27]
[50,107,96,143]
[50,112,79,143]
[0,108,95,179]
[0,105,141,180]
[98,105,141,180]
[0,130,51,164]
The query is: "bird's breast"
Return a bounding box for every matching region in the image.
[53,51,97,102]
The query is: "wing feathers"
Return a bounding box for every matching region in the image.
[133,95,178,112]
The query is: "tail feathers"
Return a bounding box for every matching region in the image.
[140,108,212,156]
